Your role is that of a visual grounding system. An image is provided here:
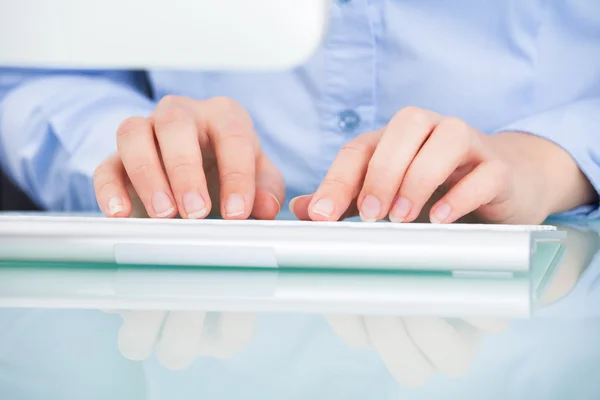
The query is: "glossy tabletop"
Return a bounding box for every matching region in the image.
[0,217,598,400]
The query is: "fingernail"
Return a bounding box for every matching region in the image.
[312,198,334,218]
[359,195,381,222]
[288,196,299,213]
[225,194,245,217]
[183,190,207,219]
[431,203,452,224]
[267,193,281,213]
[390,197,411,222]
[108,196,125,216]
[152,191,174,217]
[288,195,307,214]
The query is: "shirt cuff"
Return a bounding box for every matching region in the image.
[66,102,155,212]
[0,75,155,211]
[495,99,600,220]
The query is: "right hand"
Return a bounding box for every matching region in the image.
[93,96,284,220]
[326,315,507,387]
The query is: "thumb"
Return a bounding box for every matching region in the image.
[251,154,285,220]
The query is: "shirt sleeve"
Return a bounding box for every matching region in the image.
[498,98,600,219]
[493,3,600,220]
[0,68,156,211]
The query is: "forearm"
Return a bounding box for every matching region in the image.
[489,131,597,218]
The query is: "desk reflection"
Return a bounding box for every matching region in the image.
[325,315,507,387]
[0,222,598,400]
[115,311,256,370]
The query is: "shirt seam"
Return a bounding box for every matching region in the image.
[529,0,551,112]
[367,0,379,131]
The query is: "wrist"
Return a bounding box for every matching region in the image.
[488,131,597,217]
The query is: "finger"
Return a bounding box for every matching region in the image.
[358,107,439,222]
[156,311,207,370]
[290,194,359,221]
[126,182,149,218]
[251,154,285,220]
[462,317,509,333]
[340,203,360,220]
[198,313,257,359]
[203,98,259,220]
[446,319,484,371]
[392,117,478,223]
[403,317,474,378]
[309,130,381,221]
[290,194,314,221]
[117,310,167,361]
[117,116,177,218]
[364,316,434,387]
[93,154,132,218]
[324,315,372,349]
[429,160,509,224]
[213,312,256,358]
[151,102,211,219]
[196,312,220,357]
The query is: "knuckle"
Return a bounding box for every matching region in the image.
[210,96,242,112]
[93,164,111,188]
[210,96,235,106]
[220,170,253,185]
[404,172,440,194]
[438,117,470,136]
[208,96,253,127]
[164,155,199,175]
[116,117,149,138]
[158,94,185,108]
[395,106,430,125]
[322,177,350,189]
[153,106,191,128]
[94,179,118,197]
[93,164,120,195]
[340,142,371,159]
[321,177,354,197]
[367,159,398,183]
[128,161,154,180]
[489,159,510,181]
[217,130,255,150]
[319,177,354,197]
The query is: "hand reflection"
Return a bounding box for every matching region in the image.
[115,311,256,370]
[326,315,506,387]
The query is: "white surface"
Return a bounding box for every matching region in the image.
[0,266,534,317]
[114,243,279,268]
[0,215,566,273]
[0,0,328,69]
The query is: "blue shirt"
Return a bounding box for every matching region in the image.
[1,0,600,216]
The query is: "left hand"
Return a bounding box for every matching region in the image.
[290,107,543,224]
[115,310,256,370]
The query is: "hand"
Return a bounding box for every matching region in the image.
[94,96,284,220]
[325,315,507,387]
[537,224,599,307]
[115,310,257,370]
[291,107,592,224]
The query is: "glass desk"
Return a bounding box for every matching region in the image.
[0,219,598,400]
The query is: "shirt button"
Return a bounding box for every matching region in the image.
[338,109,361,133]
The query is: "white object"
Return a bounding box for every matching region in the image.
[0,0,328,69]
[0,262,548,317]
[0,215,565,274]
